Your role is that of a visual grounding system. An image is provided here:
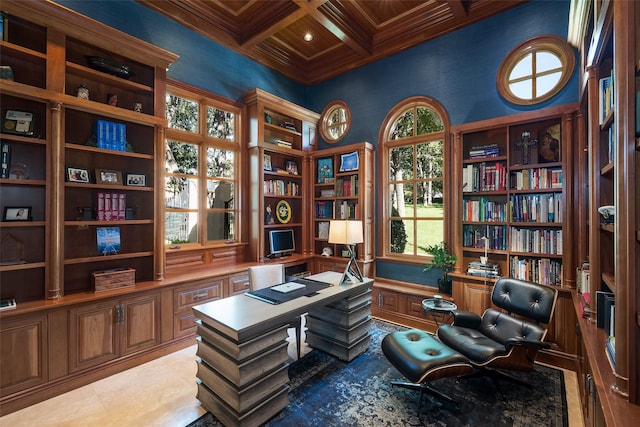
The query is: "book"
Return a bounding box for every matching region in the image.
[1,142,10,178]
[96,226,121,255]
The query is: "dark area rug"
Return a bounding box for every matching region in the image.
[188,319,567,427]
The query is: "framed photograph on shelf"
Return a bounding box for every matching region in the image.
[95,169,123,185]
[263,154,272,171]
[66,167,90,183]
[538,124,561,163]
[339,151,359,172]
[126,173,146,187]
[317,157,334,183]
[96,226,121,255]
[3,206,31,221]
[285,160,298,175]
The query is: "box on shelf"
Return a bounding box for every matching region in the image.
[92,267,135,292]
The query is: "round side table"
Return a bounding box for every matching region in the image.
[422,298,457,326]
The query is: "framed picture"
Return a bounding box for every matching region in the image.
[317,157,334,183]
[95,169,123,185]
[263,154,272,171]
[339,151,359,172]
[96,226,121,255]
[538,124,561,163]
[286,160,298,175]
[3,206,31,221]
[126,173,146,187]
[275,200,292,223]
[67,167,90,183]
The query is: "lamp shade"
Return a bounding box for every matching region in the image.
[328,220,363,245]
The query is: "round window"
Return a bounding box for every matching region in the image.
[320,100,351,143]
[497,35,575,105]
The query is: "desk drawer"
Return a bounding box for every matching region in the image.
[228,271,250,295]
[174,279,223,312]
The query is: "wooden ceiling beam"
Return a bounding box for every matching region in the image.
[309,1,373,57]
[447,0,470,21]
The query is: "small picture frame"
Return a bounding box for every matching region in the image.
[286,160,298,175]
[339,151,359,172]
[96,169,123,185]
[317,157,334,183]
[263,154,272,171]
[538,124,561,163]
[66,167,90,183]
[3,206,31,221]
[126,173,146,187]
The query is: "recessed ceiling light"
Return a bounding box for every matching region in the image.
[304,33,313,42]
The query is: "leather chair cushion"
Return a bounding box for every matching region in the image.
[437,324,509,364]
[492,278,557,324]
[381,329,471,383]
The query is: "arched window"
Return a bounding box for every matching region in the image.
[379,97,450,260]
[497,35,575,105]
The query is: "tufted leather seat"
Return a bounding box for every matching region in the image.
[381,329,473,409]
[437,277,557,379]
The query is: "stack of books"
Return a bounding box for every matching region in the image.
[275,139,292,148]
[467,261,501,278]
[469,144,500,159]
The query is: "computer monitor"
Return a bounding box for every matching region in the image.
[268,229,295,257]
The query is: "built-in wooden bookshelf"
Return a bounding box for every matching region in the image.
[310,142,374,276]
[571,0,640,424]
[243,88,319,262]
[452,105,576,290]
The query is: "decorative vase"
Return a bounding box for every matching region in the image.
[437,277,452,295]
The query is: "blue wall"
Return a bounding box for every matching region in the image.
[57,0,577,287]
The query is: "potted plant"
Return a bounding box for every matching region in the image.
[421,241,457,294]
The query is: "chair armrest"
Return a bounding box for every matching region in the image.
[504,338,552,351]
[451,310,482,328]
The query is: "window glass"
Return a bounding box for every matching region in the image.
[166,94,198,132]
[497,35,575,105]
[382,98,447,260]
[320,100,351,143]
[165,84,240,247]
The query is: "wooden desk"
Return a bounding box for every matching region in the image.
[192,272,373,427]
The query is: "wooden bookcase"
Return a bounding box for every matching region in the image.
[310,142,375,276]
[0,1,177,302]
[572,0,640,424]
[451,105,577,290]
[243,88,319,263]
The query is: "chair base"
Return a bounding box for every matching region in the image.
[391,380,458,413]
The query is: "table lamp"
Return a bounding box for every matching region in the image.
[328,219,364,284]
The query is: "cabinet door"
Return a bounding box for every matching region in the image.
[460,281,493,314]
[69,301,118,372]
[121,292,161,355]
[228,272,250,296]
[0,314,48,396]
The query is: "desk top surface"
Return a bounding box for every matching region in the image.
[193,271,373,341]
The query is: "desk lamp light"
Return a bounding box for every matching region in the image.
[328,220,364,284]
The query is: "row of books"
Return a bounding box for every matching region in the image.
[97,192,126,221]
[510,167,562,190]
[468,143,500,159]
[337,200,359,219]
[509,227,562,255]
[462,198,507,222]
[315,201,334,219]
[462,224,507,250]
[576,261,590,294]
[95,120,127,152]
[509,256,563,286]
[510,193,562,223]
[1,142,10,178]
[264,179,299,196]
[462,162,507,192]
[596,289,615,368]
[335,176,358,197]
[466,261,501,278]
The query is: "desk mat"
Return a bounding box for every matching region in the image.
[245,277,332,304]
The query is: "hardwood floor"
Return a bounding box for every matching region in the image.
[0,336,585,426]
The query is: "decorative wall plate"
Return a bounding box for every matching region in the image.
[275,200,291,223]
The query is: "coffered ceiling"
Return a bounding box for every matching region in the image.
[138,0,526,85]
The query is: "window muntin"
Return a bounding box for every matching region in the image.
[320,100,350,143]
[381,97,449,260]
[497,35,575,105]
[165,85,240,247]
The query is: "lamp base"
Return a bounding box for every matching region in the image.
[338,246,363,285]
